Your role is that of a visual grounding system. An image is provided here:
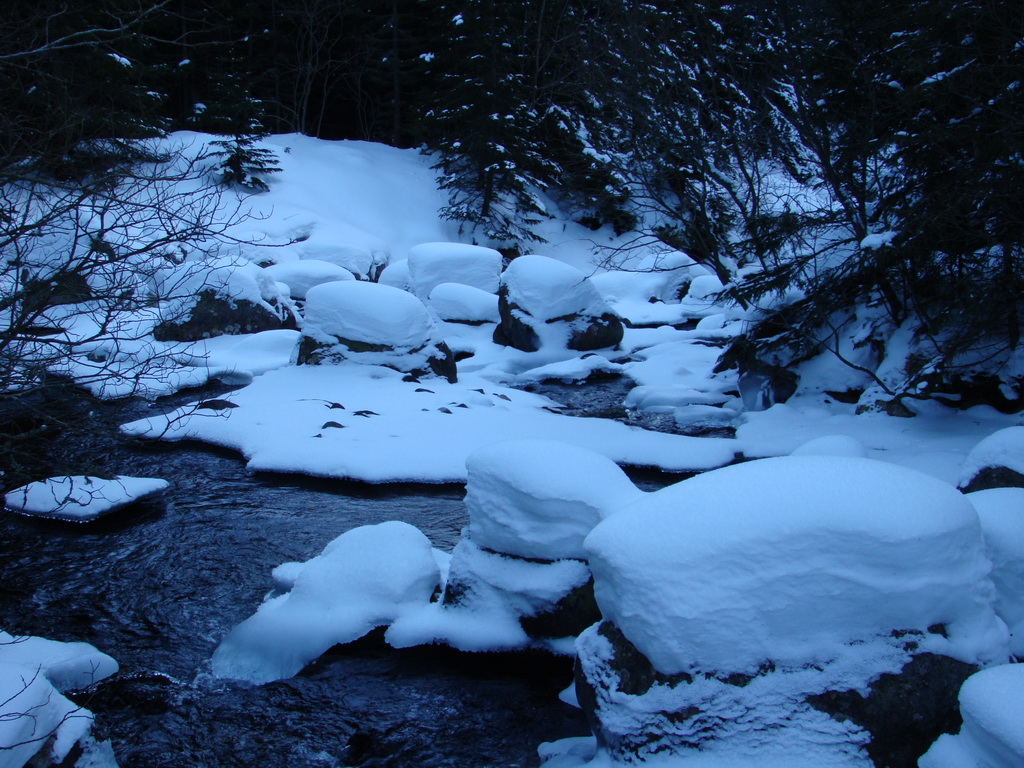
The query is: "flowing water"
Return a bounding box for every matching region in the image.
[0,439,590,767]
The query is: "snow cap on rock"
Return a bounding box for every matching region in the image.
[263,259,354,299]
[303,280,436,348]
[500,254,608,322]
[465,439,644,560]
[959,426,1024,491]
[408,242,502,298]
[585,455,1006,676]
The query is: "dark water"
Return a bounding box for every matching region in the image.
[0,440,590,767]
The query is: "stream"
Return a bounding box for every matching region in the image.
[0,379,689,767]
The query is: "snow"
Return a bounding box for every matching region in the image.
[920,665,1024,768]
[464,440,644,560]
[407,242,502,298]
[428,282,500,324]
[513,354,624,385]
[211,521,439,684]
[262,259,354,299]
[791,434,869,458]
[302,280,436,349]
[0,633,118,768]
[585,455,1006,677]
[120,364,738,484]
[0,632,118,692]
[502,255,611,322]
[4,475,170,521]
[966,488,1024,654]
[959,426,1024,488]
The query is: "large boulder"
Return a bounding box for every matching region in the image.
[296,280,457,382]
[577,456,1008,766]
[428,282,500,325]
[407,242,502,299]
[967,487,1024,655]
[494,255,623,352]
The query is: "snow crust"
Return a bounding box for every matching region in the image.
[585,455,1006,676]
[408,242,502,298]
[0,631,118,692]
[211,521,439,683]
[959,426,1024,487]
[4,475,170,521]
[920,664,1024,768]
[464,440,643,560]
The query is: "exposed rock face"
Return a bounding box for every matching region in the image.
[297,280,457,382]
[575,620,977,768]
[154,289,292,341]
[493,255,623,353]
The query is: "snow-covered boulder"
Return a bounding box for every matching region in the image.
[465,440,643,561]
[920,664,1024,768]
[494,255,623,352]
[0,632,118,768]
[959,427,1024,493]
[377,258,411,291]
[407,242,502,299]
[967,488,1024,655]
[576,456,1007,766]
[792,434,869,458]
[212,521,440,684]
[153,258,296,341]
[4,475,170,522]
[428,282,500,325]
[296,280,457,381]
[263,259,354,299]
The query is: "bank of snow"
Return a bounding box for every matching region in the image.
[4,475,170,522]
[120,364,737,484]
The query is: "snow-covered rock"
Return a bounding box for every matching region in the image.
[967,487,1024,655]
[212,521,440,684]
[465,440,643,561]
[407,242,502,298]
[959,426,1024,493]
[296,280,457,381]
[152,258,295,341]
[586,455,1003,675]
[575,455,1007,766]
[920,664,1024,768]
[495,255,623,352]
[263,259,354,299]
[428,282,500,325]
[0,631,118,692]
[4,475,170,522]
[0,632,118,768]
[377,258,411,291]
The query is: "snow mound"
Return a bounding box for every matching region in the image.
[465,440,644,560]
[377,259,411,291]
[263,260,354,299]
[408,242,502,298]
[967,488,1024,655]
[302,280,435,349]
[514,354,624,385]
[959,426,1024,489]
[4,475,170,521]
[920,664,1024,768]
[585,455,1006,676]
[429,282,500,324]
[211,521,439,684]
[502,255,608,322]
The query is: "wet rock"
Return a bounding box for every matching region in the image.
[154,289,292,341]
